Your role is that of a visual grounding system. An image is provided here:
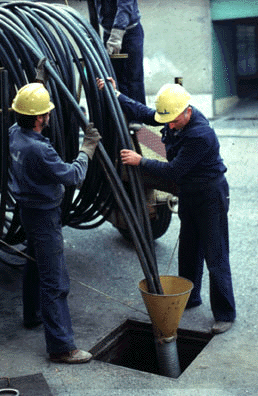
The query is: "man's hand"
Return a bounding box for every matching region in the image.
[80,122,101,160]
[96,77,117,91]
[120,149,142,166]
[106,28,125,55]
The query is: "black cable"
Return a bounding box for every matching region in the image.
[0,1,163,294]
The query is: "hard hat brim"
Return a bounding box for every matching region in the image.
[154,111,172,124]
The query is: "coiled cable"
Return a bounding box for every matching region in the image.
[0,1,163,294]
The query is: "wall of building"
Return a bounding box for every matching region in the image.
[139,0,212,94]
[47,1,258,118]
[64,0,214,117]
[138,0,213,116]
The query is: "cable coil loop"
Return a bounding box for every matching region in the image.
[0,1,163,294]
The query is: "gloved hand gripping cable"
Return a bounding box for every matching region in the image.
[80,122,102,160]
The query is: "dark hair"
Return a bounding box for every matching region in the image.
[15,112,37,129]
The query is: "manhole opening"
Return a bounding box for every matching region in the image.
[90,319,214,378]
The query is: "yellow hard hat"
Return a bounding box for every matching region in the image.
[154,83,191,123]
[12,83,55,115]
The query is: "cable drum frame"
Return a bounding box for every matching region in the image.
[0,1,172,294]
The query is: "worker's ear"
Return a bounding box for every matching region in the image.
[36,114,43,122]
[34,115,43,130]
[186,106,192,120]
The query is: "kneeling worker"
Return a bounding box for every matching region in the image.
[9,83,101,362]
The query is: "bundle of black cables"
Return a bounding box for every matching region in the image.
[0,1,163,294]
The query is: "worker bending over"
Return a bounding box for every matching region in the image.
[97,77,236,334]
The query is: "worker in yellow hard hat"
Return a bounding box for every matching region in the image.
[9,82,101,363]
[97,76,236,334]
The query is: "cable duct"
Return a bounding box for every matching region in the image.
[0,1,163,294]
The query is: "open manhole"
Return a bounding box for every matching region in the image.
[89,319,214,378]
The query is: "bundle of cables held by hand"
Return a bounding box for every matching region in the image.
[0,1,162,294]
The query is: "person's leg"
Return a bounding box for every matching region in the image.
[121,23,146,104]
[20,206,76,354]
[199,181,236,322]
[178,193,204,308]
[22,237,41,327]
[104,24,146,104]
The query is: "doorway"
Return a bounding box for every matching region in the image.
[236,20,258,97]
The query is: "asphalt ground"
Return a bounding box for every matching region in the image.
[0,96,258,395]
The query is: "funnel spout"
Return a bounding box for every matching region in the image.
[139,276,193,377]
[155,336,181,378]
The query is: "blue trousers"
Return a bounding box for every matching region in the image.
[178,177,236,322]
[104,22,146,104]
[19,206,77,354]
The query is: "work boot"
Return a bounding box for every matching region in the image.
[49,349,92,364]
[212,321,233,334]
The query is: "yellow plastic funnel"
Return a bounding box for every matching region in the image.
[139,275,193,339]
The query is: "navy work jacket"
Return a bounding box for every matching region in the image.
[9,123,88,209]
[94,0,140,31]
[118,93,227,189]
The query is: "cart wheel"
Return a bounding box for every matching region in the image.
[118,203,172,241]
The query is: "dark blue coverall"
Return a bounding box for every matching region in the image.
[118,93,236,322]
[95,0,146,104]
[9,123,88,354]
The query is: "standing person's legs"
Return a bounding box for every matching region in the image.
[20,206,77,354]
